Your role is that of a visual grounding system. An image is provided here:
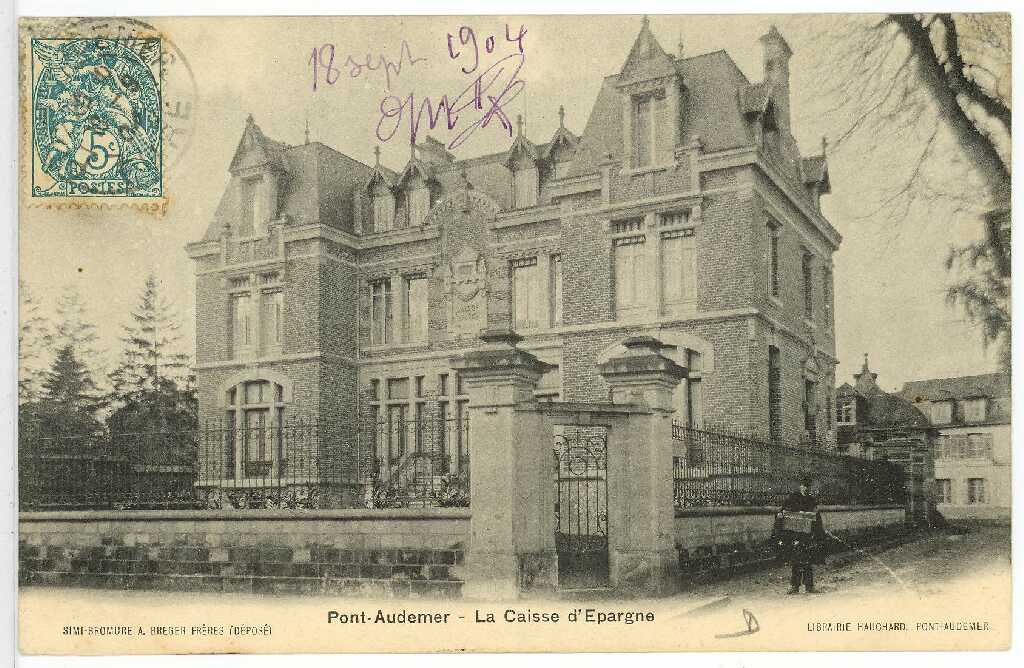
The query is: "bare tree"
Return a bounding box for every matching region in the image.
[802,14,1010,368]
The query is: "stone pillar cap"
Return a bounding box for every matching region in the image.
[598,336,687,380]
[478,327,524,348]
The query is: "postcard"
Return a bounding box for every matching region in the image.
[14,11,1012,655]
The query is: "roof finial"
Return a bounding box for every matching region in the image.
[373,145,381,166]
[304,115,310,145]
[558,105,565,129]
[641,15,650,29]
[410,140,416,161]
[246,113,254,126]
[516,114,524,137]
[677,33,685,58]
[821,135,828,157]
[861,353,870,373]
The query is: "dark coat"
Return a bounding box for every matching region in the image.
[773,492,827,565]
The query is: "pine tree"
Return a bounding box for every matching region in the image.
[18,281,51,404]
[107,274,196,435]
[45,286,102,379]
[29,344,104,439]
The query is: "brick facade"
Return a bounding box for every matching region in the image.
[186,21,841,490]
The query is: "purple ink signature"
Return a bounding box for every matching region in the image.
[309,40,425,92]
[374,51,526,151]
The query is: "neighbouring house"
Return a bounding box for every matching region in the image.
[901,372,1011,521]
[186,19,841,505]
[834,355,936,524]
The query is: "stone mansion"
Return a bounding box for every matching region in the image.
[186,20,839,485]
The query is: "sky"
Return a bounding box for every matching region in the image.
[18,14,1002,394]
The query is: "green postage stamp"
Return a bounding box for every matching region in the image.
[30,36,163,198]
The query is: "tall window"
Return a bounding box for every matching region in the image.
[550,254,563,325]
[661,229,696,310]
[615,237,651,316]
[369,278,393,345]
[686,350,703,428]
[373,193,394,232]
[768,346,782,442]
[767,222,781,299]
[403,276,429,343]
[802,252,814,318]
[823,267,833,326]
[513,166,539,208]
[231,292,252,358]
[967,478,987,504]
[633,94,665,168]
[936,479,952,504]
[511,257,544,330]
[225,379,286,479]
[260,290,283,353]
[407,187,429,228]
[966,433,993,458]
[804,378,817,443]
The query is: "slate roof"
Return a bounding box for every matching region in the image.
[206,22,817,240]
[900,373,1010,403]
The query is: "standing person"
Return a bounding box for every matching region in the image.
[774,476,826,594]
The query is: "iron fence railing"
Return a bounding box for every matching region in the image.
[672,423,906,508]
[18,415,470,511]
[19,430,198,511]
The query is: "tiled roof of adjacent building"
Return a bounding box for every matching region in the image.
[900,373,1010,403]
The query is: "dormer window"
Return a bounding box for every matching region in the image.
[963,398,987,423]
[931,401,953,425]
[407,186,430,228]
[241,176,267,236]
[373,190,394,232]
[633,92,666,168]
[512,165,538,209]
[836,398,855,425]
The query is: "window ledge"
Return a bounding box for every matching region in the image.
[363,341,429,353]
[623,163,672,177]
[803,318,817,330]
[766,295,783,309]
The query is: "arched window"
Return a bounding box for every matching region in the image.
[225,379,287,479]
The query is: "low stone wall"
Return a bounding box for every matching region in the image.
[19,509,470,598]
[674,505,907,582]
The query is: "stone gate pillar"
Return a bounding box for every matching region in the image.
[598,336,687,595]
[451,328,557,599]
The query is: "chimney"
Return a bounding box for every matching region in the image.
[759,25,792,133]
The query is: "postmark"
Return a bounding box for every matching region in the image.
[31,37,163,198]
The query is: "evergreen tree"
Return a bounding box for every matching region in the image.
[18,281,51,404]
[45,286,102,380]
[27,344,104,439]
[107,274,196,436]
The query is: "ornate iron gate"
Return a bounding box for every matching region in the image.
[553,427,609,589]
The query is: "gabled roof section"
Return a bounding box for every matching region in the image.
[397,156,436,187]
[619,16,676,83]
[364,147,398,192]
[544,105,579,160]
[504,118,541,167]
[229,115,289,174]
